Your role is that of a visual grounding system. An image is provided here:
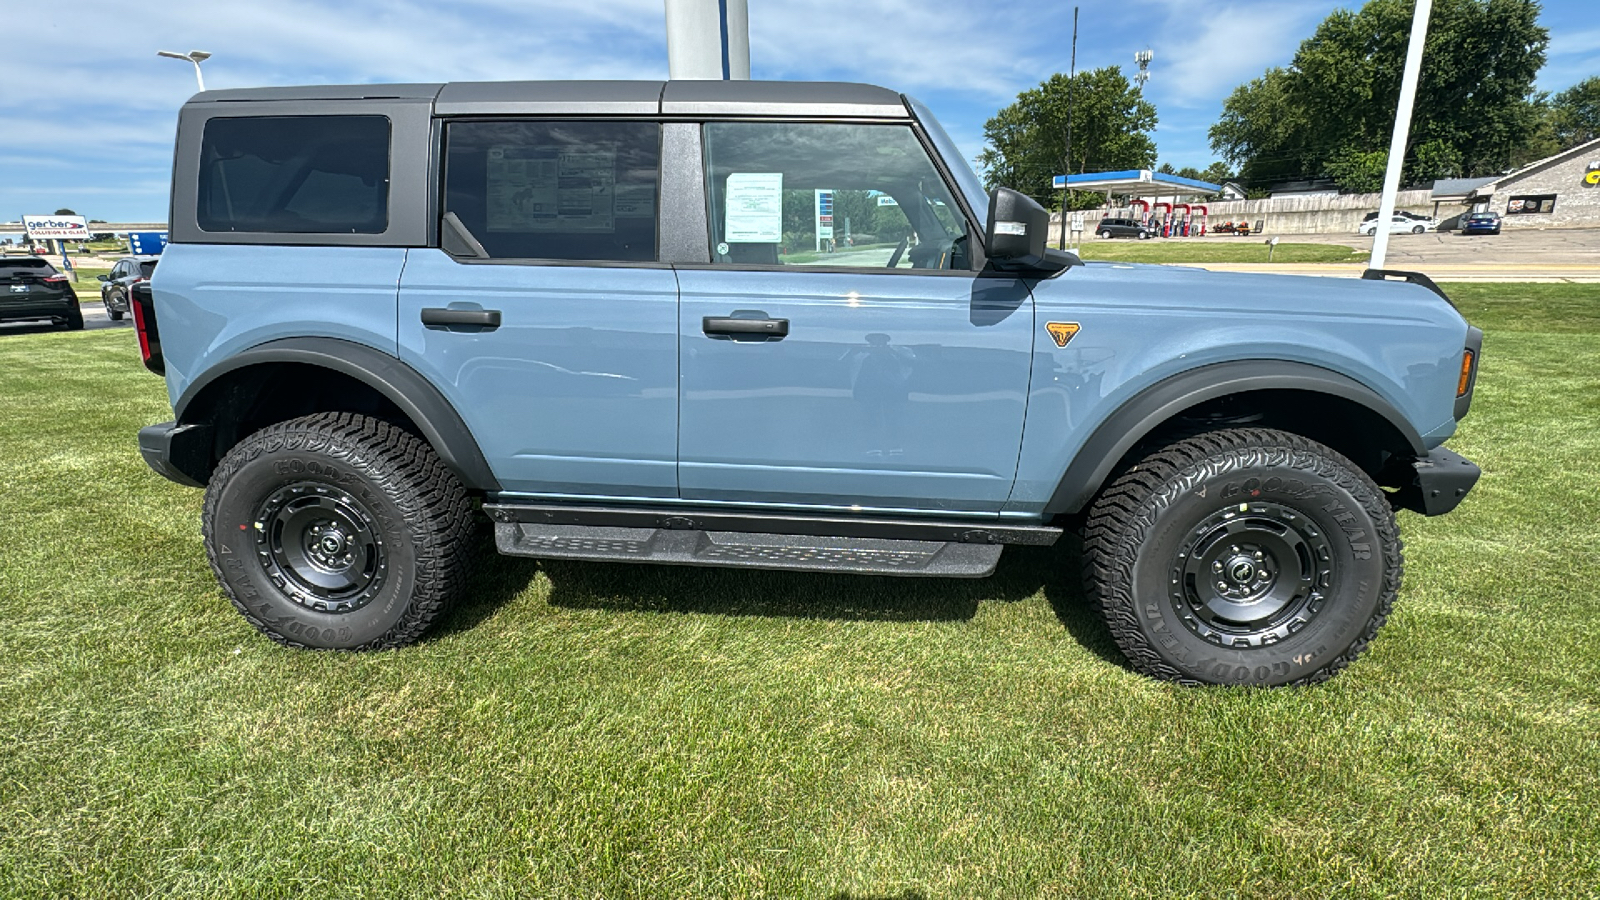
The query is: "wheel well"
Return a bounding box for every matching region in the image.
[179,362,420,481]
[1125,388,1415,485]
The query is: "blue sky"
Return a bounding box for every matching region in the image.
[4,0,1595,222]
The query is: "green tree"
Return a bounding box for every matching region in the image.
[1209,0,1548,188]
[978,67,1158,209]
[54,208,77,216]
[1551,76,1600,149]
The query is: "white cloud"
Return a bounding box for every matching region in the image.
[1139,0,1334,108]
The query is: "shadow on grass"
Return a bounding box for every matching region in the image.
[431,516,1127,668]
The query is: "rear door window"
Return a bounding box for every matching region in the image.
[442,120,661,263]
[197,115,391,234]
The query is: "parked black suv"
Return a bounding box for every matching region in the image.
[0,257,82,330]
[99,256,159,321]
[1095,217,1154,239]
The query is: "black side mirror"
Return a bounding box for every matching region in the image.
[986,187,1076,275]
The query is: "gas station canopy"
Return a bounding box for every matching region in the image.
[1052,169,1221,198]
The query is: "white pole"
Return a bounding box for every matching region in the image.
[664,0,750,80]
[1370,0,1432,272]
[192,60,206,92]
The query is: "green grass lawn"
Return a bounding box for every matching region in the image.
[2,284,1597,898]
[1074,240,1364,264]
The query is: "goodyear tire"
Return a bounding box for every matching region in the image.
[1082,428,1402,686]
[202,412,474,650]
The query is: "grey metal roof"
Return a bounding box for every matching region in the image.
[659,81,907,117]
[1429,176,1496,200]
[435,81,664,116]
[189,84,444,103]
[185,80,909,118]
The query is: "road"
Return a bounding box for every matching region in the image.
[0,300,133,337]
[1163,227,1600,282]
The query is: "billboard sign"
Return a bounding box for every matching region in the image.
[129,232,169,255]
[23,215,90,240]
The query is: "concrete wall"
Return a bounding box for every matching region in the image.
[1049,189,1443,239]
[1480,151,1600,230]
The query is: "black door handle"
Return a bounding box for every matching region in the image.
[421,307,501,329]
[702,316,788,337]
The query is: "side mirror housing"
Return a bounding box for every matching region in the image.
[96,274,110,282]
[985,187,1076,275]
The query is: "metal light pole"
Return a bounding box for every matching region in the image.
[1369,0,1431,272]
[158,50,212,91]
[664,0,749,80]
[1059,6,1078,250]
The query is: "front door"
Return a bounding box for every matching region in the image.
[676,121,1034,514]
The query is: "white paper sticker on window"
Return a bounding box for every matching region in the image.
[487,145,616,233]
[724,173,783,243]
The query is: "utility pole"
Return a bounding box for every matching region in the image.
[1369,0,1432,272]
[1059,6,1078,250]
[664,0,750,79]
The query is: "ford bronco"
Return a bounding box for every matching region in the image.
[134,80,1481,685]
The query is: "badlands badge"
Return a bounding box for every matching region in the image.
[1046,322,1081,348]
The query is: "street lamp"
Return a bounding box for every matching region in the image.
[158,50,212,91]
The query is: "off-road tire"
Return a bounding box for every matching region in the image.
[202,412,474,650]
[1082,428,1402,686]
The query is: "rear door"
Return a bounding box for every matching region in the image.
[398,119,680,499]
[675,121,1034,514]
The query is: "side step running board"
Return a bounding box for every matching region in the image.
[494,523,1005,577]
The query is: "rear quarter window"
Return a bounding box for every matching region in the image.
[196,115,391,234]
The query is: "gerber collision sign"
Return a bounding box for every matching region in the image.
[23,215,90,240]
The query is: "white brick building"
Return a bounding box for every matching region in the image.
[1462,137,1600,230]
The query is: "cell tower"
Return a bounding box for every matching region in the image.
[1134,49,1153,91]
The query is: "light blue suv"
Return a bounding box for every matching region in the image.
[135,80,1482,685]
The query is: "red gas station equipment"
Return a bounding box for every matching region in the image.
[1129,199,1150,230]
[1153,202,1172,237]
[1173,203,1191,236]
[1193,205,1208,236]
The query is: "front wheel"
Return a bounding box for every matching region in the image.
[1412,225,1426,234]
[1082,428,1402,686]
[202,412,475,650]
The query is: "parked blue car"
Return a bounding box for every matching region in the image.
[1460,211,1502,235]
[135,80,1481,686]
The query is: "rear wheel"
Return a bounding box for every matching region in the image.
[63,302,84,331]
[1412,225,1425,234]
[202,412,475,650]
[1082,428,1402,686]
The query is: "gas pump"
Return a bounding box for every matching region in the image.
[1129,199,1150,231]
[1153,202,1171,237]
[1194,205,1208,237]
[1173,203,1191,237]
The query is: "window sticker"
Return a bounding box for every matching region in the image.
[614,183,655,219]
[487,145,616,233]
[724,172,783,242]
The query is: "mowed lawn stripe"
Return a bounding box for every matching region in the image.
[1,283,1596,898]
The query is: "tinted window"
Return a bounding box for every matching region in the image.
[197,115,391,234]
[443,120,660,262]
[0,258,57,278]
[138,261,158,278]
[702,122,970,270]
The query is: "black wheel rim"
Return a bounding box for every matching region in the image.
[254,483,386,614]
[1171,502,1334,647]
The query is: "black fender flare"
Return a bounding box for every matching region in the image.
[175,337,500,492]
[1045,360,1425,515]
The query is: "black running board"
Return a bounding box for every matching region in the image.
[494,523,1005,577]
[482,502,1061,546]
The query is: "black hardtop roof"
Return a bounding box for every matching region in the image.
[187,80,910,118]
